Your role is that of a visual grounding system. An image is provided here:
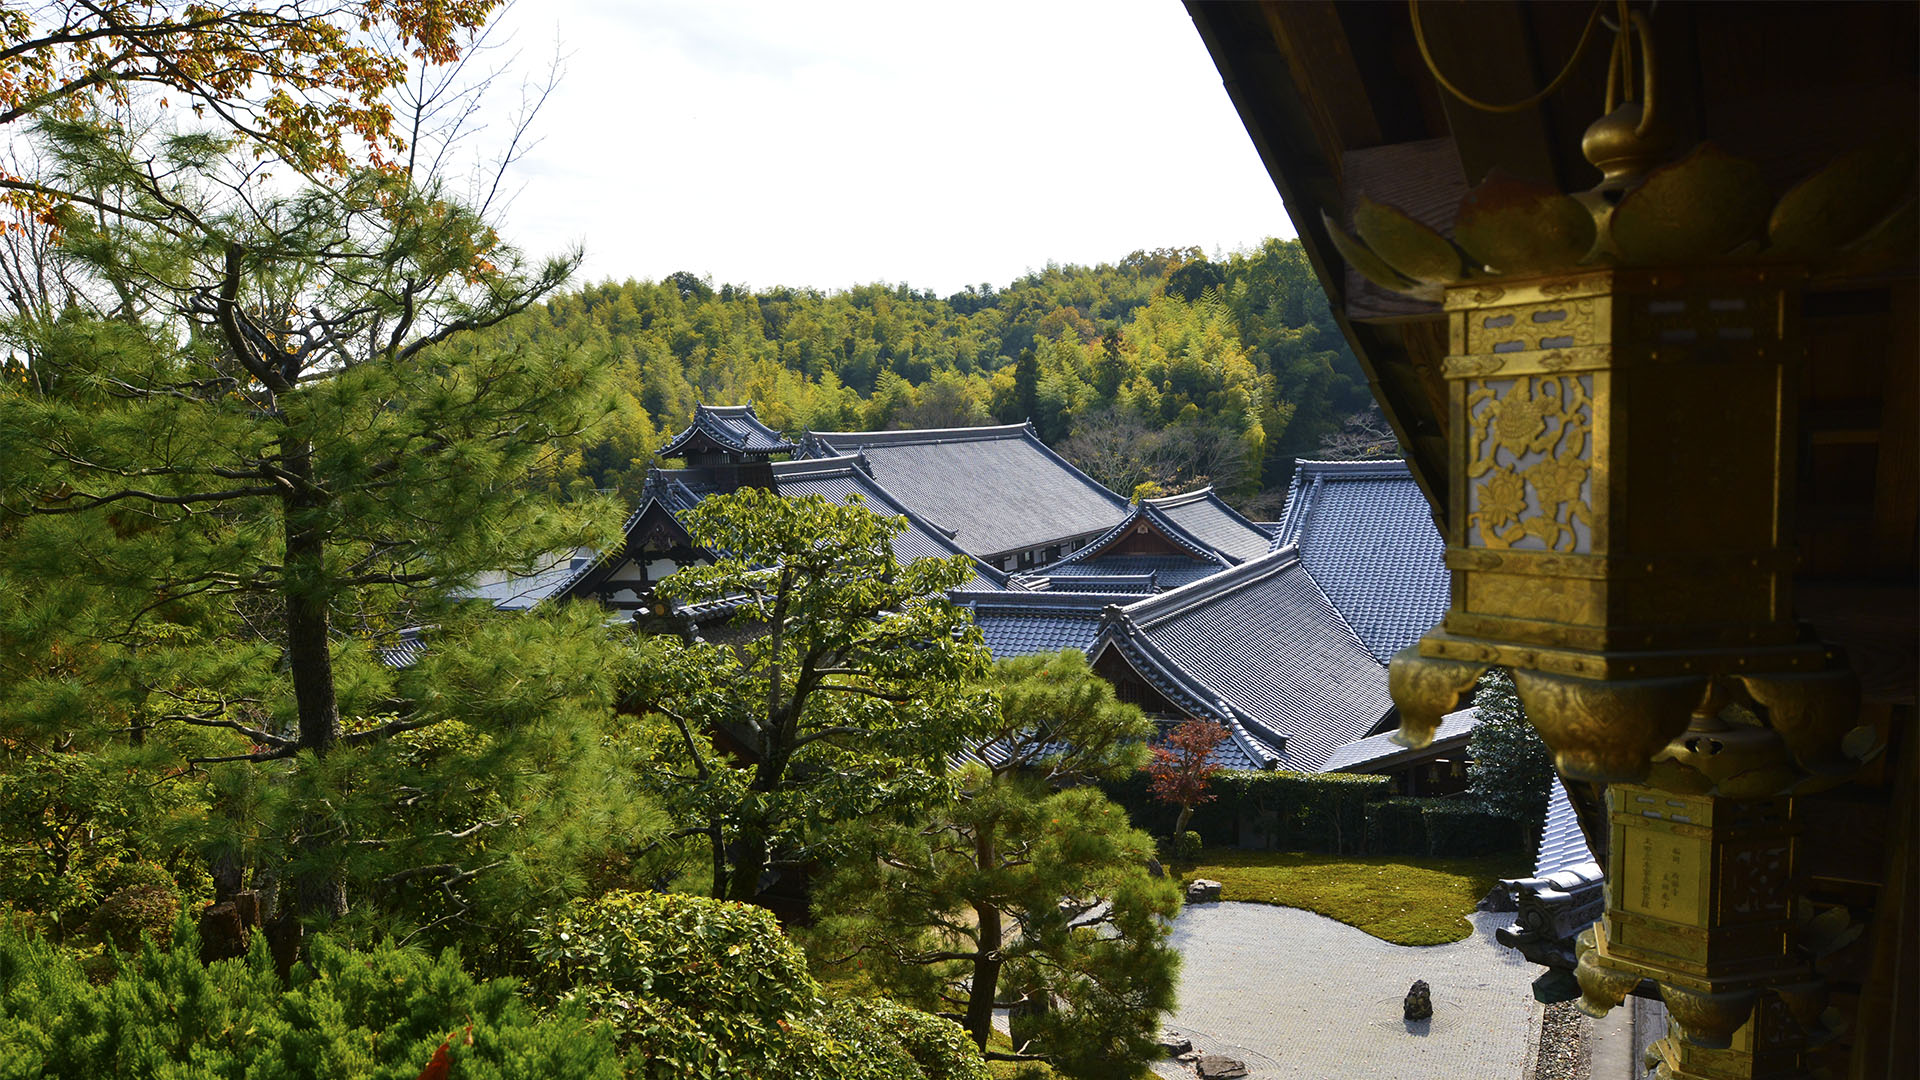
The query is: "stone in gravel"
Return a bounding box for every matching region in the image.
[1195,1055,1249,1079]
[1186,878,1223,902]
[1157,1029,1193,1056]
[1404,979,1433,1021]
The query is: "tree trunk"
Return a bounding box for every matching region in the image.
[725,755,786,902]
[280,442,346,921]
[1172,803,1194,859]
[964,824,1002,1050]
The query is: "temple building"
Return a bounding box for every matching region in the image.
[797,423,1129,571]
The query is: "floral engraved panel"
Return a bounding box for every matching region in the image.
[1466,375,1595,551]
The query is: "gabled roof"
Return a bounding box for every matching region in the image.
[634,457,1014,592]
[1320,707,1478,773]
[1020,485,1271,595]
[1141,486,1274,563]
[658,403,797,458]
[797,422,1128,560]
[1093,546,1394,772]
[1272,459,1449,663]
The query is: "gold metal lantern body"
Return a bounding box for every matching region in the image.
[1392,265,1867,795]
[1388,265,1873,1076]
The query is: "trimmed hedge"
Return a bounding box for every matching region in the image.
[1104,770,1392,854]
[1364,797,1524,857]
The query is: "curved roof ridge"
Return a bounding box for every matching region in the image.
[1141,485,1217,508]
[1116,545,1304,629]
[659,402,797,458]
[802,422,1034,447]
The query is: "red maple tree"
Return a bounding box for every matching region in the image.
[1144,718,1230,858]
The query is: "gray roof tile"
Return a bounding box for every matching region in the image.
[957,589,1113,658]
[1272,459,1450,663]
[1096,547,1394,772]
[799,423,1128,560]
[1147,487,1273,563]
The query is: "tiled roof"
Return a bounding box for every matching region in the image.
[767,456,1010,591]
[658,403,797,458]
[798,423,1128,560]
[461,556,591,611]
[1319,707,1479,772]
[1536,777,1598,878]
[1272,459,1450,663]
[1145,487,1273,563]
[1030,554,1223,593]
[957,589,1112,658]
[1095,546,1394,772]
[636,459,1013,592]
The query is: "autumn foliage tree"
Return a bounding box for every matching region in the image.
[1144,717,1230,856]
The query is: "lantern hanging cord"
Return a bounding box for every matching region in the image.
[1409,0,1608,114]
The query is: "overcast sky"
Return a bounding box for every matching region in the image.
[481,0,1295,296]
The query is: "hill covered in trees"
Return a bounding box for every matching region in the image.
[504,241,1387,514]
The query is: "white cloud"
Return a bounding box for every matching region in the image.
[483,0,1293,295]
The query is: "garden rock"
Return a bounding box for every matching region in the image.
[1158,1029,1193,1056]
[1186,878,1223,903]
[1404,979,1433,1021]
[1196,1054,1250,1079]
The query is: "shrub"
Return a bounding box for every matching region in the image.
[0,918,619,1080]
[1364,798,1522,857]
[818,997,989,1080]
[1105,769,1391,853]
[1176,830,1204,861]
[532,890,987,1080]
[82,861,181,951]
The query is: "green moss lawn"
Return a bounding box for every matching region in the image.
[1180,849,1527,946]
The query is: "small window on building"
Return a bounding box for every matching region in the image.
[1044,545,1061,562]
[1019,550,1035,568]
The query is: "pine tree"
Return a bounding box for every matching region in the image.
[0,108,648,956]
[809,650,1181,1077]
[625,487,988,903]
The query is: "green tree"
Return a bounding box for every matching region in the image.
[1466,667,1555,851]
[0,103,643,957]
[625,488,988,903]
[809,650,1181,1077]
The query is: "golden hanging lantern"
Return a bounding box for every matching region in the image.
[1336,5,1915,1077]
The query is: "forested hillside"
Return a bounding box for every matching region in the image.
[503,241,1387,514]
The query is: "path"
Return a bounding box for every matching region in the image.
[1152,903,1543,1079]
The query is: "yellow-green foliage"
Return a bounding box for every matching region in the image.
[0,918,620,1080]
[531,890,988,1080]
[1181,850,1525,946]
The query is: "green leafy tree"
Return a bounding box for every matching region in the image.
[1466,667,1555,851]
[625,487,989,903]
[809,650,1181,1077]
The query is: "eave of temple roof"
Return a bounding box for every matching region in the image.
[657,403,797,459]
[1270,458,1450,663]
[797,421,1128,560]
[1319,707,1478,773]
[955,588,1116,659]
[1094,545,1393,772]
